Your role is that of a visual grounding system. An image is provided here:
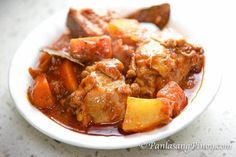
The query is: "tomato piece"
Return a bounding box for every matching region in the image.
[156,81,187,117]
[70,35,112,62]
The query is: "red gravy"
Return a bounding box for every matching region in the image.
[28,70,203,136]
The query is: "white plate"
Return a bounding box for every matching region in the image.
[9,0,221,149]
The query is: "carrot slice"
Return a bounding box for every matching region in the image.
[38,52,51,72]
[29,74,54,109]
[60,60,78,92]
[29,67,42,79]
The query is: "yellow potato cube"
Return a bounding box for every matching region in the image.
[122,97,172,132]
[107,19,145,45]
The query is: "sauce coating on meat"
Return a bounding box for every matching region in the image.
[28,4,204,136]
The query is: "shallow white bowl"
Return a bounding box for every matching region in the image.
[9,0,221,149]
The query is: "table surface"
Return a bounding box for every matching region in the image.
[0,0,235,157]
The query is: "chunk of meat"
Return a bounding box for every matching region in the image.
[128,30,204,97]
[66,8,108,37]
[162,38,205,73]
[95,58,124,79]
[132,54,158,98]
[111,39,135,68]
[157,81,187,117]
[82,77,130,124]
[128,3,170,29]
[139,39,193,85]
[66,59,131,127]
[70,35,112,63]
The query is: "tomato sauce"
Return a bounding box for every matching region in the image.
[28,69,203,136]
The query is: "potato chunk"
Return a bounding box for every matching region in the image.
[107,19,146,45]
[122,97,172,132]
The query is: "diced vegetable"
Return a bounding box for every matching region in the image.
[29,74,54,109]
[38,52,51,72]
[107,19,145,45]
[156,81,187,117]
[60,60,78,92]
[29,68,42,79]
[28,52,51,79]
[70,35,112,62]
[122,97,172,132]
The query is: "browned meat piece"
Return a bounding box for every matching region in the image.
[128,31,204,98]
[127,3,170,29]
[111,39,135,68]
[66,8,108,37]
[66,59,131,127]
[162,39,204,74]
[94,58,124,79]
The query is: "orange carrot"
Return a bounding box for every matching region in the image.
[38,52,51,72]
[29,74,54,109]
[29,67,42,79]
[60,60,78,92]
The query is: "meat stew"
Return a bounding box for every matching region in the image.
[28,3,204,135]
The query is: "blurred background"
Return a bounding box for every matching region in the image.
[0,0,236,157]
